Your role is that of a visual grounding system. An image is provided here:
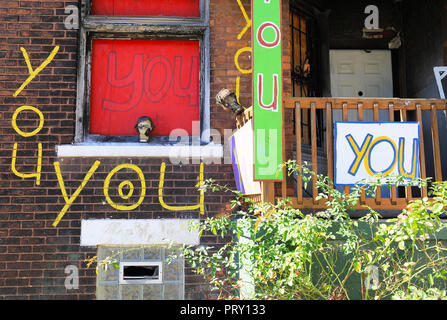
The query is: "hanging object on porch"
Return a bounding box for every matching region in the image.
[229,120,261,195]
[388,31,402,49]
[252,0,284,181]
[363,25,399,42]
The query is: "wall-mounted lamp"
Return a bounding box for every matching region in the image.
[216,89,245,116]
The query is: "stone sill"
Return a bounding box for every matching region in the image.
[80,219,200,247]
[56,143,224,159]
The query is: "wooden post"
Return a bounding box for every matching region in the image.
[326,102,334,183]
[431,104,442,182]
[373,102,382,205]
[357,102,366,205]
[389,102,397,205]
[311,102,319,204]
[342,102,350,196]
[261,181,275,204]
[416,104,428,198]
[295,102,303,204]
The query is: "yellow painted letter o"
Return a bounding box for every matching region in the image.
[12,106,44,137]
[364,137,397,177]
[104,164,146,211]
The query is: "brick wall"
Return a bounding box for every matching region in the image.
[0,0,293,300]
[0,0,80,299]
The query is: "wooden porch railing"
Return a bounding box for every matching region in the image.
[236,98,447,211]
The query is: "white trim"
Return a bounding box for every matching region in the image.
[56,143,223,159]
[80,219,200,246]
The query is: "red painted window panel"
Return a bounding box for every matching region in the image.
[89,39,200,136]
[92,0,200,17]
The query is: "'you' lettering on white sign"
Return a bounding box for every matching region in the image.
[335,122,420,186]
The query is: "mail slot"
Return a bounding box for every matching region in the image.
[119,262,163,284]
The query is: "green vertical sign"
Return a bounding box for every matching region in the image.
[252,0,284,181]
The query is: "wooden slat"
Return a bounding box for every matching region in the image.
[357,102,366,205]
[342,102,349,120]
[281,178,287,199]
[281,101,287,199]
[445,101,447,129]
[373,102,380,121]
[259,98,446,210]
[286,98,447,109]
[261,181,275,204]
[388,102,397,205]
[342,102,350,196]
[283,97,447,110]
[400,109,412,202]
[303,108,310,145]
[326,102,334,183]
[416,104,428,198]
[357,103,364,120]
[286,197,412,211]
[373,102,381,205]
[295,102,303,204]
[310,102,318,204]
[431,104,443,182]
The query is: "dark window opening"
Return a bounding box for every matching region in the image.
[123,265,160,281]
[289,5,324,148]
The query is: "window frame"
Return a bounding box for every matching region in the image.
[74,0,210,144]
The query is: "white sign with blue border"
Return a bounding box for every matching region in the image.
[334,122,420,186]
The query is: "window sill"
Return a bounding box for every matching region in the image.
[56,142,223,159]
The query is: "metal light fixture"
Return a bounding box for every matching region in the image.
[135,116,155,143]
[216,88,245,116]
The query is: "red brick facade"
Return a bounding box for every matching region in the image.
[1,0,447,301]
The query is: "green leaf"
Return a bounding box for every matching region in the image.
[398,241,406,251]
[354,261,362,273]
[428,274,434,286]
[432,203,444,214]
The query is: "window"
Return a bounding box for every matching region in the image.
[75,0,210,144]
[289,5,324,148]
[89,39,200,137]
[96,246,184,300]
[91,0,201,17]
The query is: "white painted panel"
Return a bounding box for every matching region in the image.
[229,120,261,195]
[56,143,223,159]
[334,122,420,186]
[365,63,380,74]
[80,219,200,246]
[340,85,355,97]
[337,62,355,74]
[366,84,381,97]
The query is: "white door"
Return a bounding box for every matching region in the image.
[330,50,393,98]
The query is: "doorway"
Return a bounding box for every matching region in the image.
[330,49,394,98]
